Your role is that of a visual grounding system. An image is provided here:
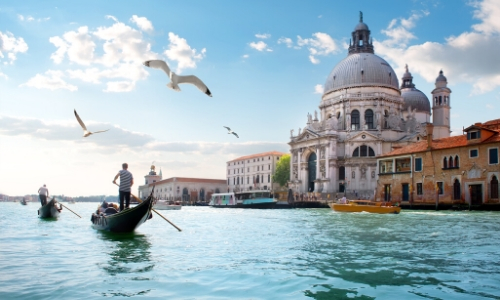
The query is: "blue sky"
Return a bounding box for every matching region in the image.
[1,0,499,196]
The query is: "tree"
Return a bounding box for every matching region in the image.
[272,154,290,187]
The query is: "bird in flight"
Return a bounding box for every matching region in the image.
[143,59,212,97]
[74,109,109,137]
[223,126,239,138]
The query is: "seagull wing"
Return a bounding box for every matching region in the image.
[143,59,171,76]
[74,110,87,131]
[92,129,110,134]
[223,126,231,131]
[232,132,239,138]
[177,75,212,97]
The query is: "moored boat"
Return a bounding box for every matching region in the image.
[330,200,401,214]
[91,193,156,233]
[20,198,28,205]
[209,190,277,209]
[38,197,62,218]
[154,200,182,210]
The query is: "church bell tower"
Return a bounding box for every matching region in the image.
[431,70,451,139]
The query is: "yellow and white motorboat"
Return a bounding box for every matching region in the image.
[330,200,401,214]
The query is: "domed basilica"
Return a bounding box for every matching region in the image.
[288,13,452,198]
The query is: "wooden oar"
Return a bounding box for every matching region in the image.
[113,183,182,232]
[59,202,81,218]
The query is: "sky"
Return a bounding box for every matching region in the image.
[1,0,499,197]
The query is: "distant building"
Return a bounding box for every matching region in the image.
[376,120,500,205]
[288,12,452,199]
[226,151,286,192]
[137,164,226,204]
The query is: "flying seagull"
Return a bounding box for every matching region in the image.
[143,59,212,97]
[74,109,109,137]
[223,126,239,138]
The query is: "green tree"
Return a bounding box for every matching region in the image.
[272,154,290,187]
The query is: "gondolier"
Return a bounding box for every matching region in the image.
[113,163,134,211]
[38,184,49,206]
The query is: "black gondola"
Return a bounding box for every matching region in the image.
[38,197,62,218]
[90,191,156,233]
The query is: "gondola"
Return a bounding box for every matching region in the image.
[38,197,62,218]
[90,191,156,233]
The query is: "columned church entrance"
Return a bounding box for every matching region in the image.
[308,153,317,192]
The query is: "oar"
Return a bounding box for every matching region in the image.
[113,183,182,232]
[59,202,81,218]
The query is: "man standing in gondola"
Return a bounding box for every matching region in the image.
[38,184,49,206]
[113,163,134,211]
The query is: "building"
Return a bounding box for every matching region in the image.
[137,164,227,204]
[226,151,286,192]
[375,120,500,206]
[288,12,451,199]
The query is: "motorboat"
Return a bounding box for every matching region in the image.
[155,200,182,210]
[330,200,401,214]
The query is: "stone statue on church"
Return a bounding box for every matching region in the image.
[290,129,294,138]
[298,127,302,135]
[346,113,351,132]
[314,110,318,121]
[307,113,312,124]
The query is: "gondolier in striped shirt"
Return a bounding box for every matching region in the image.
[113,163,134,211]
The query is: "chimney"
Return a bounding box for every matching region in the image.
[426,123,434,149]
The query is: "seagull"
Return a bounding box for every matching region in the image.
[74,109,109,137]
[143,59,212,97]
[223,126,239,138]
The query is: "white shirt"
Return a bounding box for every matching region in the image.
[39,186,48,195]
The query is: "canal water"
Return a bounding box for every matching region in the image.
[1,202,499,299]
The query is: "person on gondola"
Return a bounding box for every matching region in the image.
[112,163,134,211]
[38,184,49,206]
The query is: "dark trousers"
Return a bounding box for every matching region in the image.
[39,195,47,206]
[119,191,131,211]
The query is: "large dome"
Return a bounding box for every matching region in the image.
[323,53,400,94]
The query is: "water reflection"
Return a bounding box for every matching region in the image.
[97,231,154,276]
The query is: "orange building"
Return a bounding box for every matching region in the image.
[375,120,500,208]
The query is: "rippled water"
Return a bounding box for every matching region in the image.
[1,202,500,299]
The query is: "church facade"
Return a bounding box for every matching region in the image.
[288,13,451,199]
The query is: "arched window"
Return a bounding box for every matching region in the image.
[365,109,374,129]
[351,110,360,130]
[491,176,499,199]
[352,146,376,157]
[237,177,240,185]
[439,96,442,105]
[384,110,389,128]
[453,179,461,200]
[200,188,205,201]
[449,156,453,168]
[443,157,447,169]
[339,166,345,180]
[454,155,459,168]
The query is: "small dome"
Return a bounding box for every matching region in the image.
[324,53,399,94]
[436,70,447,83]
[355,22,369,31]
[401,89,431,113]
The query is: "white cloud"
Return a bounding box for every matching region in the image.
[130,15,154,32]
[314,84,323,94]
[242,54,249,59]
[164,32,206,74]
[49,26,95,65]
[249,40,268,52]
[20,70,77,91]
[297,32,339,64]
[45,16,159,91]
[17,14,50,22]
[0,30,28,66]
[375,3,500,95]
[255,33,270,39]
[486,104,494,109]
[277,37,293,48]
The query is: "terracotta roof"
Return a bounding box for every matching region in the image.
[380,130,500,157]
[229,151,287,162]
